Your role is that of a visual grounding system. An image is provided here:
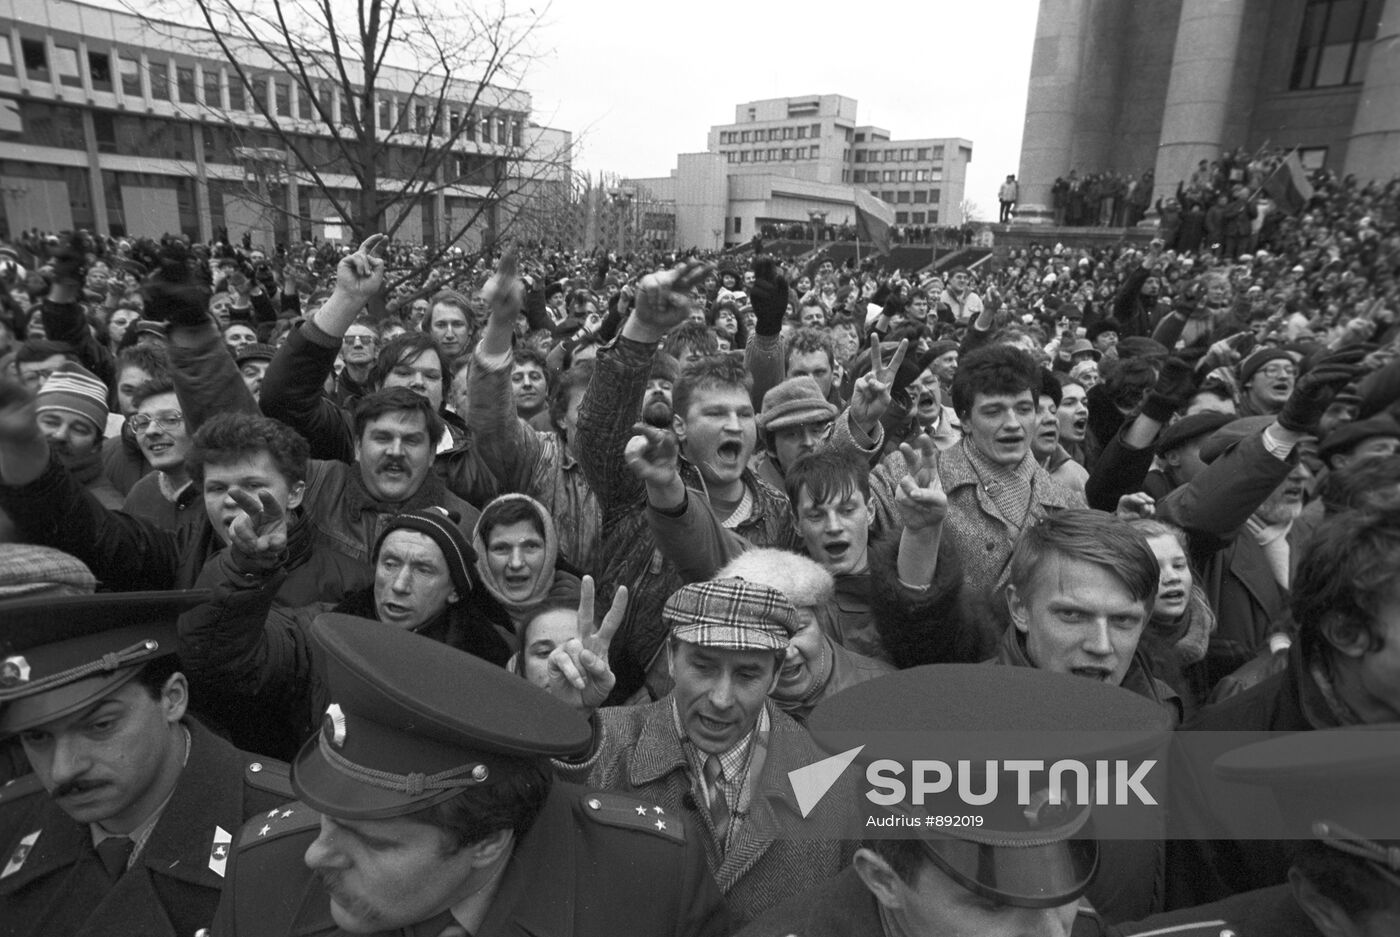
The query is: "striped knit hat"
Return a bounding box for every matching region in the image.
[373,506,476,600]
[35,362,109,433]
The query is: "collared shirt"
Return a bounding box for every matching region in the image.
[89,724,190,871]
[673,700,769,852]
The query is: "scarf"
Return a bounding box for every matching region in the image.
[471,493,561,634]
[962,438,1037,537]
[1149,584,1216,666]
[61,446,108,490]
[1244,515,1293,589]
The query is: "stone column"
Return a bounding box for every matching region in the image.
[1344,0,1400,182]
[1015,0,1093,222]
[1151,0,1249,205]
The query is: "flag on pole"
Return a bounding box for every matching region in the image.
[1262,150,1315,214]
[854,189,894,253]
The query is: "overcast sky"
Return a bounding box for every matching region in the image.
[521,0,1041,219]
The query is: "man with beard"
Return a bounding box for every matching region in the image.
[0,591,294,937]
[32,362,122,508]
[179,504,515,757]
[1158,351,1356,695]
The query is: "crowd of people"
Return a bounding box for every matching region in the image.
[0,154,1398,937]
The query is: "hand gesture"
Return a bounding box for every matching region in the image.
[849,336,909,432]
[226,486,288,570]
[1278,352,1359,434]
[632,260,711,334]
[482,248,524,328]
[333,234,386,302]
[623,423,681,487]
[545,576,626,711]
[1115,492,1156,520]
[748,257,790,337]
[0,380,40,447]
[895,434,947,531]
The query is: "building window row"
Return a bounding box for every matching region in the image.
[1291,0,1381,89]
[852,169,942,184]
[6,30,522,145]
[853,145,945,164]
[894,211,939,224]
[871,188,940,204]
[718,122,822,145]
[724,145,820,163]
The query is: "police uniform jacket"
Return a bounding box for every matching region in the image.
[0,719,292,937]
[212,780,731,937]
[734,866,1109,937]
[556,696,848,926]
[1111,884,1319,937]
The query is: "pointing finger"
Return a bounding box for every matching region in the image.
[228,485,263,519]
[498,248,519,282]
[256,488,285,521]
[884,339,909,379]
[357,233,385,258]
[596,585,627,646]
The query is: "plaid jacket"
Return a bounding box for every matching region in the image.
[578,336,796,700]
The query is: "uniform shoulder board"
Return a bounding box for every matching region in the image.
[244,758,294,799]
[0,774,45,807]
[580,791,684,844]
[237,801,319,849]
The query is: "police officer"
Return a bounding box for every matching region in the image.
[1112,725,1400,937]
[213,612,730,936]
[736,664,1174,937]
[0,591,294,937]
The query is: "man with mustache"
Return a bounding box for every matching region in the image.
[212,614,728,937]
[0,592,293,937]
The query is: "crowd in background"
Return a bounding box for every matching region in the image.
[1,149,1399,935]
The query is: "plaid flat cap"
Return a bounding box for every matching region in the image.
[0,544,96,599]
[663,578,797,652]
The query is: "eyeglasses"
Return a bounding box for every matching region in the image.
[129,412,184,434]
[1258,364,1297,379]
[343,334,377,347]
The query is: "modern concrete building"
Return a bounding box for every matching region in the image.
[1015,0,1400,222]
[0,0,568,248]
[632,94,973,249]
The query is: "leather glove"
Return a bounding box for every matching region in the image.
[48,232,90,287]
[1277,355,1359,433]
[1140,357,1197,423]
[748,257,788,337]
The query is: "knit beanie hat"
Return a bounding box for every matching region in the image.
[373,506,476,601]
[35,363,109,434]
[1238,347,1295,385]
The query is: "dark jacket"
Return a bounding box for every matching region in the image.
[100,424,151,498]
[180,555,515,760]
[1163,643,1339,910]
[0,720,291,937]
[558,698,847,927]
[577,335,796,701]
[1158,431,1297,695]
[213,781,731,937]
[1112,885,1318,937]
[260,320,498,508]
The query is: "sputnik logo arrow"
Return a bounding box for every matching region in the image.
[788,746,864,818]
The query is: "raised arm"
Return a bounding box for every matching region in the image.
[260,235,386,462]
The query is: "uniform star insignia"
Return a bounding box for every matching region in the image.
[258,825,271,836]
[267,809,279,818]
[653,806,665,815]
[281,809,294,818]
[635,806,647,816]
[655,819,667,831]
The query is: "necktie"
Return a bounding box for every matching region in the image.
[96,836,134,881]
[703,755,731,844]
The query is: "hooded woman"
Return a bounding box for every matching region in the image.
[472,492,581,638]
